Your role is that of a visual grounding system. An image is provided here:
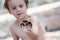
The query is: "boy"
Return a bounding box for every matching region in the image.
[4,0,46,40]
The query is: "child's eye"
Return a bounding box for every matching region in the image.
[12,7,16,10]
[19,5,23,8]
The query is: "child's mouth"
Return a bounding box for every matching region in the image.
[17,13,22,15]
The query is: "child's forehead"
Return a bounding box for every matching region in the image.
[8,0,25,4]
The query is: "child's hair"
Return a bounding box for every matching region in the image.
[4,0,29,10]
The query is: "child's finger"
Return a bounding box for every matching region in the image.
[26,28,34,35]
[27,28,32,32]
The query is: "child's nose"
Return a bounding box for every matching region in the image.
[17,7,22,12]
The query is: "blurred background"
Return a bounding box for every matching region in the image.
[0,0,60,40]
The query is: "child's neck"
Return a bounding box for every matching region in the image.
[16,15,29,24]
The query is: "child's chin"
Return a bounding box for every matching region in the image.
[17,16,23,19]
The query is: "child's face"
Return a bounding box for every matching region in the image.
[8,0,28,19]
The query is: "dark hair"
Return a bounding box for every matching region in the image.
[4,0,29,10]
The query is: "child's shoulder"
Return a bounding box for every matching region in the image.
[29,15,38,20]
[29,15,39,22]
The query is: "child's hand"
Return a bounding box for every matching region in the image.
[26,28,39,40]
[21,25,39,40]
